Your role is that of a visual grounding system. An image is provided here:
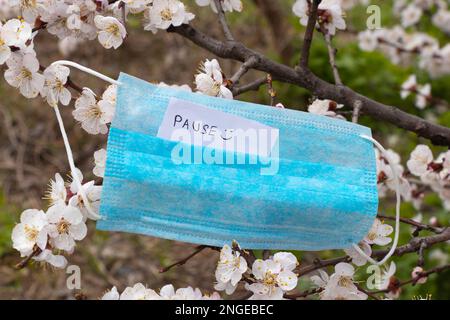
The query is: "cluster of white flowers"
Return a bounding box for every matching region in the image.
[246,252,298,300]
[143,0,194,34]
[344,218,393,267]
[407,145,450,210]
[394,0,450,32]
[358,26,450,78]
[195,58,233,99]
[11,169,102,268]
[307,98,345,119]
[214,244,247,294]
[73,85,117,135]
[292,0,346,35]
[102,283,221,300]
[400,75,431,110]
[311,263,368,300]
[213,244,299,300]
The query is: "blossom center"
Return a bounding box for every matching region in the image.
[160,8,173,21]
[338,276,353,288]
[57,219,70,234]
[87,105,103,119]
[263,272,277,287]
[24,225,39,241]
[20,68,33,80]
[106,24,120,36]
[366,231,377,241]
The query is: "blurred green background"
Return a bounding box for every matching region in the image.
[0,0,448,299]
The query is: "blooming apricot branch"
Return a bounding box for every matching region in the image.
[2,0,448,300]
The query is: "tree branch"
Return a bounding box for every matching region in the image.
[300,0,321,68]
[213,0,234,41]
[322,31,343,86]
[295,227,450,276]
[372,227,450,259]
[229,56,259,85]
[168,24,450,146]
[377,213,444,234]
[232,77,267,96]
[159,245,217,273]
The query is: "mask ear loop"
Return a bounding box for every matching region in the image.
[352,134,401,266]
[50,60,122,220]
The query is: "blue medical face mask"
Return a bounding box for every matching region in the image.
[50,61,402,265]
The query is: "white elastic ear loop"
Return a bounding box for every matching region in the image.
[352,134,401,266]
[51,60,122,86]
[50,60,121,220]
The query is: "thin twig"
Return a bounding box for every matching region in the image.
[285,287,323,299]
[417,241,427,267]
[214,0,234,41]
[267,74,276,106]
[323,31,343,86]
[15,247,41,270]
[377,213,444,234]
[356,284,380,300]
[371,264,450,294]
[352,100,362,123]
[229,56,258,85]
[232,77,267,96]
[159,245,214,273]
[300,0,321,68]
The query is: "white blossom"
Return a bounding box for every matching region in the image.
[214,244,247,294]
[101,286,120,300]
[46,202,87,252]
[307,99,345,119]
[247,253,298,300]
[143,0,194,33]
[364,218,393,246]
[44,173,67,206]
[344,241,372,266]
[411,266,427,284]
[73,88,115,135]
[101,84,118,105]
[121,0,153,14]
[195,58,233,99]
[407,145,433,177]
[4,52,45,98]
[158,82,192,92]
[34,249,68,269]
[401,5,423,28]
[120,283,160,300]
[41,64,72,107]
[432,9,450,34]
[312,263,367,300]
[94,15,127,49]
[12,209,48,257]
[358,30,381,52]
[400,75,417,99]
[0,19,32,64]
[195,0,242,13]
[415,83,431,109]
[293,0,346,35]
[17,0,48,24]
[376,261,396,290]
[93,148,107,178]
[69,169,102,220]
[0,19,32,48]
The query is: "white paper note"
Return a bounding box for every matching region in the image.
[157,98,279,157]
